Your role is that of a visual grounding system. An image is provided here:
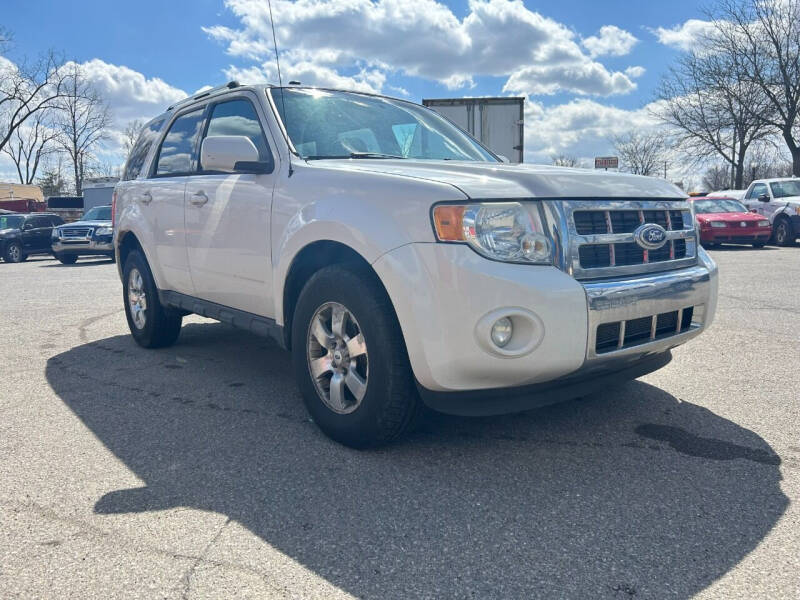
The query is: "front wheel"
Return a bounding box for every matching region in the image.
[773,218,795,246]
[291,265,419,448]
[752,241,766,248]
[123,250,182,348]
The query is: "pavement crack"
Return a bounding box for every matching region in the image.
[180,517,232,599]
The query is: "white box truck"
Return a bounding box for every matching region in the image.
[422,97,524,163]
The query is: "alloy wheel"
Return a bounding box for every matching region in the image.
[306,302,369,414]
[128,268,148,329]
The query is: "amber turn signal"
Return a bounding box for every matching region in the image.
[432,205,466,241]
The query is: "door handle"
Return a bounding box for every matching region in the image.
[139,191,152,205]
[190,191,209,206]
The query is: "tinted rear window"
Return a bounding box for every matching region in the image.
[123,118,165,181]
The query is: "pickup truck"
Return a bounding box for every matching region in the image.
[114,82,718,447]
[743,178,800,245]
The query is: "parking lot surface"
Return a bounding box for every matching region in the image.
[1,247,798,599]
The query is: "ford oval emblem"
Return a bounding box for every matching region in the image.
[633,223,668,250]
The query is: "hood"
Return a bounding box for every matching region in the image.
[697,212,764,222]
[305,159,686,200]
[60,219,111,228]
[0,227,20,237]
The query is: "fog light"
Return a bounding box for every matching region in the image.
[490,317,513,348]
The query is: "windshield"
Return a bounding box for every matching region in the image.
[0,216,24,230]
[82,206,111,221]
[270,88,497,162]
[694,199,748,214]
[769,180,800,198]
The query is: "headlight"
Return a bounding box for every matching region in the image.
[432,202,552,264]
[710,221,726,228]
[758,220,770,227]
[94,227,113,236]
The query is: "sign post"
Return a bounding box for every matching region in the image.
[594,156,619,171]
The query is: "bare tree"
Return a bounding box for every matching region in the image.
[0,49,67,155]
[122,119,145,156]
[53,63,110,195]
[551,153,579,167]
[1,108,59,184]
[712,0,800,176]
[703,164,732,190]
[611,131,667,176]
[655,42,773,189]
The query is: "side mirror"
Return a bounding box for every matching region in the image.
[497,155,511,163]
[200,135,264,173]
[758,194,770,202]
[749,208,758,213]
[22,222,34,230]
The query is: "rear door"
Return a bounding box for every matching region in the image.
[23,216,51,252]
[184,94,277,316]
[145,107,207,295]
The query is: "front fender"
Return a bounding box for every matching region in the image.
[273,199,413,326]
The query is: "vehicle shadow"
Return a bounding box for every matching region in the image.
[45,323,787,599]
[41,258,115,267]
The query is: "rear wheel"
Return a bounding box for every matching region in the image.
[752,241,766,248]
[123,250,182,348]
[291,265,419,448]
[3,242,24,263]
[773,217,795,246]
[56,254,77,264]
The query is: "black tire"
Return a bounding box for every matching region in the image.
[122,250,182,348]
[773,217,795,246]
[56,254,78,264]
[753,241,766,248]
[3,242,24,263]
[291,265,419,448]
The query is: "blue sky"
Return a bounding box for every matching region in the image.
[1,0,706,170]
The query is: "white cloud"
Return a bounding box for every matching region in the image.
[652,19,716,52]
[205,0,637,98]
[582,25,638,58]
[624,66,646,78]
[523,98,661,163]
[76,59,186,126]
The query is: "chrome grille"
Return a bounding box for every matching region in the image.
[61,227,92,238]
[561,200,697,280]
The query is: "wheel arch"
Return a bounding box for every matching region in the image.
[280,240,400,351]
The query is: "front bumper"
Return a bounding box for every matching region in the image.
[52,239,114,255]
[700,226,770,244]
[373,243,717,411]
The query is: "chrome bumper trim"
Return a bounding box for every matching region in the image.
[583,263,716,361]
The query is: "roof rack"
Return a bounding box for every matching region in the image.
[167,80,240,111]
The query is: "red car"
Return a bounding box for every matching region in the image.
[691,197,772,248]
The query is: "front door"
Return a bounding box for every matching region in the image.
[184,96,277,317]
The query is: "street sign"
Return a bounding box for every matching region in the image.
[595,156,619,169]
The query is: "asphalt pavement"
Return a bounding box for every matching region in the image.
[0,247,798,599]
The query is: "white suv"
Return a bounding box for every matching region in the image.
[743,178,800,245]
[114,82,718,447]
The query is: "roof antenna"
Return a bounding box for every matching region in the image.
[267,0,293,176]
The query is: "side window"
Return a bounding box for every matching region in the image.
[123,118,165,180]
[202,99,272,169]
[751,183,767,199]
[155,109,205,176]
